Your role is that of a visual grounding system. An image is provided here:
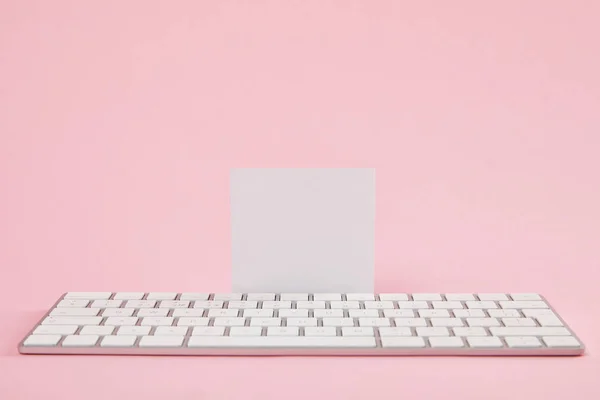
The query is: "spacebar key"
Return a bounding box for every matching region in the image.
[188,336,376,348]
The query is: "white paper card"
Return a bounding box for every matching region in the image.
[230,168,375,293]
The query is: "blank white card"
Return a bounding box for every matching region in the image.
[230,168,375,293]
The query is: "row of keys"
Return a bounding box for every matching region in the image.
[32,324,573,337]
[41,312,564,327]
[40,316,564,329]
[57,299,551,310]
[24,333,580,349]
[63,292,546,301]
[49,307,559,320]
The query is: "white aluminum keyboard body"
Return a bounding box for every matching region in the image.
[18,292,585,356]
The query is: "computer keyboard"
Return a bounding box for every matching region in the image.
[18,292,585,356]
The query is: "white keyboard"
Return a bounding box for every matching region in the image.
[18,292,585,356]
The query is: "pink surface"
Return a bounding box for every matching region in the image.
[1,0,599,398]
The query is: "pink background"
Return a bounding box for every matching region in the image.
[1,1,599,398]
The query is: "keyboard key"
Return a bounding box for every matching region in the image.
[504,336,542,348]
[262,301,292,309]
[499,301,548,309]
[50,308,100,316]
[33,325,78,335]
[477,293,508,301]
[176,317,209,326]
[394,318,427,327]
[429,337,464,348]
[159,301,190,308]
[229,327,262,336]
[147,292,178,300]
[452,309,486,318]
[296,301,325,309]
[125,300,156,308]
[364,301,394,309]
[276,309,307,317]
[207,309,239,318]
[62,335,99,347]
[179,293,210,301]
[267,327,299,336]
[64,292,112,300]
[350,311,382,320]
[412,293,442,301]
[104,317,138,326]
[322,318,354,327]
[117,326,151,335]
[542,336,581,348]
[521,309,556,318]
[192,327,225,336]
[249,318,281,327]
[378,327,412,337]
[141,317,174,326]
[536,315,564,327]
[397,301,429,309]
[213,293,243,301]
[489,327,570,336]
[301,327,338,337]
[137,309,170,317]
[242,308,274,318]
[444,294,475,301]
[101,336,136,347]
[418,309,450,318]
[466,318,500,327]
[245,293,276,301]
[345,294,375,301]
[358,318,390,327]
[432,301,463,309]
[227,301,258,309]
[188,336,376,348]
[286,318,317,327]
[23,335,62,346]
[487,309,521,318]
[172,309,205,317]
[113,292,145,300]
[342,327,375,336]
[154,326,188,336]
[502,318,536,327]
[79,325,115,335]
[383,309,414,318]
[102,308,135,317]
[279,293,309,301]
[213,317,245,326]
[415,327,449,336]
[42,317,102,326]
[430,318,464,327]
[313,309,344,318]
[510,293,542,301]
[194,301,224,309]
[57,300,90,308]
[244,309,275,317]
[452,327,488,336]
[466,301,497,309]
[91,300,123,308]
[330,301,360,309]
[139,336,184,347]
[381,337,426,348]
[467,336,503,348]
[378,294,409,301]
